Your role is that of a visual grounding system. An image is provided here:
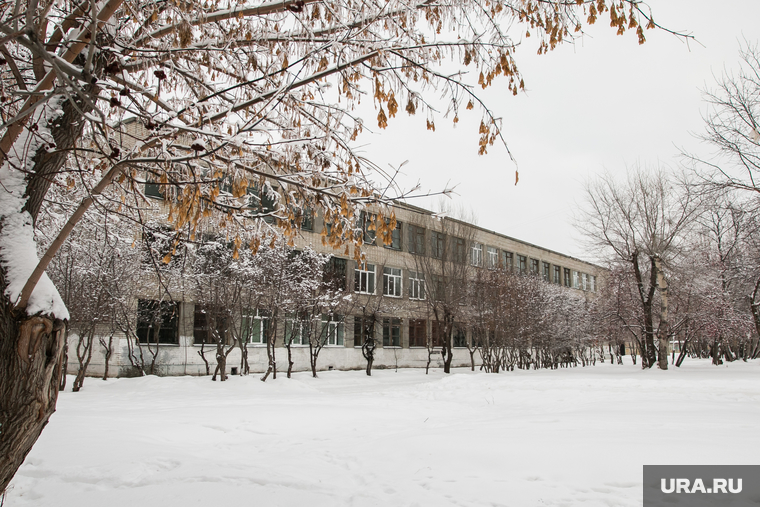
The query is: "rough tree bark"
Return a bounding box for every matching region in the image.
[654,256,669,370]
[0,300,66,493]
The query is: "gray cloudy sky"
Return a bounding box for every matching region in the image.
[356,0,759,261]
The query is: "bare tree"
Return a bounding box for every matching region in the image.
[407,205,476,373]
[689,41,760,196]
[688,42,760,350]
[578,166,700,369]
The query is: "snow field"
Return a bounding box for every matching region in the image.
[6,359,760,507]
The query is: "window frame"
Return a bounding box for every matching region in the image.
[325,257,348,291]
[321,314,345,346]
[453,325,467,348]
[354,262,376,294]
[382,266,403,298]
[502,250,514,271]
[357,210,376,246]
[430,231,445,259]
[136,299,179,345]
[518,255,528,274]
[353,315,375,347]
[242,309,269,345]
[382,317,401,347]
[285,314,310,346]
[487,246,498,269]
[408,224,426,255]
[409,319,427,348]
[383,220,402,250]
[193,304,230,345]
[470,242,483,267]
[453,237,467,264]
[409,271,426,300]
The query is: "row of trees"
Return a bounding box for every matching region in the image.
[578,39,760,367]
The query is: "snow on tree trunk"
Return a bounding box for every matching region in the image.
[1,102,71,494]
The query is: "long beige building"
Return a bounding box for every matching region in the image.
[67,193,602,377]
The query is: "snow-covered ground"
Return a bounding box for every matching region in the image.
[6,359,759,507]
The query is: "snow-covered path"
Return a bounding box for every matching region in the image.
[6,359,759,506]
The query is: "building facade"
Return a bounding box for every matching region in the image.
[67,198,602,377]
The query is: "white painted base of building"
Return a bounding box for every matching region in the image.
[66,334,475,378]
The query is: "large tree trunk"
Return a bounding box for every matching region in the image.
[0,89,83,494]
[0,303,67,494]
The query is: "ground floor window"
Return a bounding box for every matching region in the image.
[409,319,427,347]
[321,314,344,346]
[353,316,375,346]
[137,299,179,344]
[382,318,401,347]
[431,320,446,348]
[193,305,229,345]
[453,326,467,348]
[242,309,269,345]
[285,314,310,345]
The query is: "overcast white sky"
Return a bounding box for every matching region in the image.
[354,0,759,261]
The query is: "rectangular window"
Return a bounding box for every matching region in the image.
[431,274,446,301]
[137,299,179,344]
[431,231,445,259]
[453,237,467,264]
[591,275,597,292]
[487,247,498,269]
[471,242,483,266]
[354,262,376,294]
[325,257,348,290]
[145,178,163,199]
[193,305,229,345]
[582,273,588,291]
[353,316,374,346]
[242,309,268,345]
[431,321,445,348]
[453,325,467,348]
[408,224,426,255]
[573,270,580,289]
[564,267,571,287]
[357,211,376,246]
[530,258,540,275]
[285,315,310,345]
[383,267,403,297]
[299,207,314,232]
[383,220,402,250]
[409,271,426,300]
[542,262,551,282]
[409,319,427,347]
[518,255,528,274]
[502,251,514,271]
[320,314,344,346]
[553,265,561,285]
[382,318,401,347]
[248,184,277,223]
